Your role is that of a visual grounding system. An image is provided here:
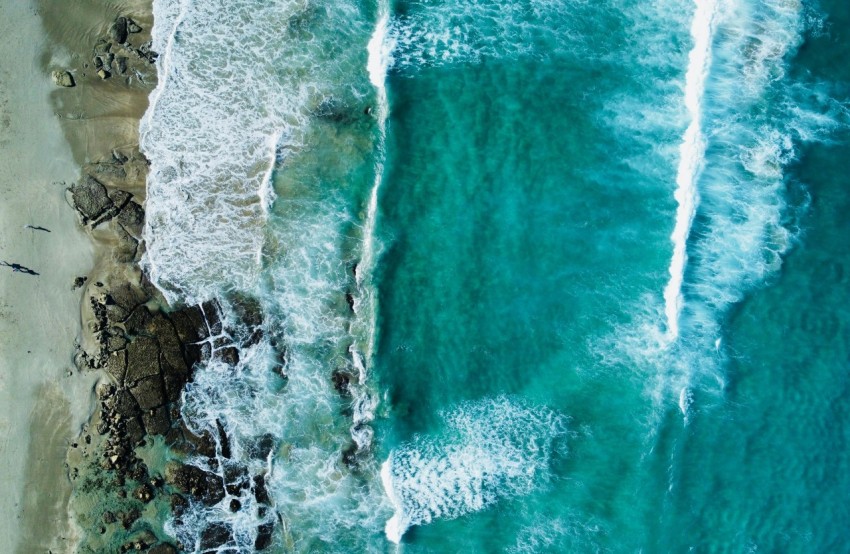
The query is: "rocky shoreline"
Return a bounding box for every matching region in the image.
[41,5,272,552]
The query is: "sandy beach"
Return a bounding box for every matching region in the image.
[0,1,96,552]
[1,0,154,551]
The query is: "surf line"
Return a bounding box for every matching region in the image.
[663,0,718,341]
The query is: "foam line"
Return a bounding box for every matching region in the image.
[663,0,717,341]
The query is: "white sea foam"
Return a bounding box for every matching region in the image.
[604,0,846,416]
[382,397,568,543]
[663,0,717,341]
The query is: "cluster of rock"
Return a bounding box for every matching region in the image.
[52,14,157,87]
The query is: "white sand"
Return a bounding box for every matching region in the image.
[0,1,97,551]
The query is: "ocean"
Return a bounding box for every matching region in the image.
[139,0,850,551]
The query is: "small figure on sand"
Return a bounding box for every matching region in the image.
[24,224,51,232]
[1,261,39,276]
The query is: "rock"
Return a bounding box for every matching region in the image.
[104,349,127,382]
[127,19,143,33]
[124,305,152,335]
[102,510,116,524]
[107,328,128,352]
[149,544,178,554]
[113,388,141,419]
[248,433,276,460]
[200,522,232,551]
[117,201,144,237]
[72,276,87,290]
[97,68,111,80]
[125,416,146,444]
[125,336,161,384]
[255,522,275,551]
[229,499,241,512]
[142,405,171,435]
[130,375,165,410]
[146,312,186,373]
[115,56,129,76]
[216,419,231,458]
[70,176,113,223]
[94,40,112,54]
[165,462,225,505]
[114,225,138,263]
[217,346,239,366]
[253,474,271,505]
[110,17,129,44]
[51,70,75,87]
[118,508,140,530]
[331,369,354,396]
[133,483,154,503]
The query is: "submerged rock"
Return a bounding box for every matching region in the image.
[165,462,226,505]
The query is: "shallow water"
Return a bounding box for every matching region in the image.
[140,0,850,551]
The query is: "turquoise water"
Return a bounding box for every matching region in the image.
[139,0,849,551]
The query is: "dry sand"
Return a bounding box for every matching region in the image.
[1,0,154,551]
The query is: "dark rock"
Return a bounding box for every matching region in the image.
[165,462,225,505]
[70,176,113,223]
[147,312,186,373]
[162,371,188,403]
[113,388,141,419]
[229,499,241,512]
[170,493,188,515]
[142,405,171,435]
[114,225,138,263]
[253,474,271,505]
[124,305,152,335]
[72,276,87,290]
[149,544,178,554]
[130,375,165,410]
[110,17,129,44]
[51,70,75,87]
[104,349,127,382]
[125,336,161,384]
[200,522,232,551]
[133,483,154,503]
[117,200,144,237]
[201,301,223,335]
[118,507,140,529]
[108,188,131,208]
[216,346,239,366]
[110,282,146,313]
[342,442,358,468]
[107,328,128,352]
[125,416,146,444]
[331,369,354,396]
[255,522,275,551]
[345,291,355,312]
[249,433,276,460]
[216,419,231,458]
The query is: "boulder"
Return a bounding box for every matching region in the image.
[125,336,161,384]
[70,176,113,223]
[97,68,111,80]
[104,349,127,383]
[200,522,232,551]
[142,405,171,435]
[117,200,144,237]
[109,17,128,44]
[255,522,275,551]
[113,388,141,420]
[165,462,225,505]
[51,70,75,87]
[130,375,165,410]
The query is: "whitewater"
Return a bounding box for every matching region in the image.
[137,0,849,551]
